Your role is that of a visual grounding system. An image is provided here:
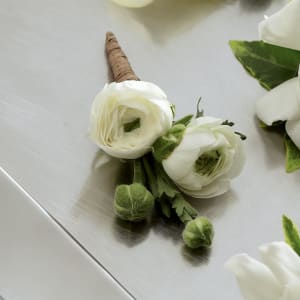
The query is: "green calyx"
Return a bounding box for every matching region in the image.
[195,150,221,176]
[183,217,214,249]
[152,124,186,162]
[114,183,154,222]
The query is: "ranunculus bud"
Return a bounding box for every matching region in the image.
[114,183,154,222]
[182,217,214,249]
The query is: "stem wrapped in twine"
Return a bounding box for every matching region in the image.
[105,32,139,82]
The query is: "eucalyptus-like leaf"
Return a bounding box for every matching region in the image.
[229,40,300,90]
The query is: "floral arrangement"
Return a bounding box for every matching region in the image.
[230,0,300,172]
[226,216,300,300]
[225,1,300,298]
[89,32,246,249]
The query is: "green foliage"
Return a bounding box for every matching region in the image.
[284,135,300,173]
[229,40,300,90]
[282,215,300,256]
[142,154,198,223]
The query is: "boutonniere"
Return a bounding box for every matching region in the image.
[226,215,300,299]
[229,0,300,172]
[89,32,246,249]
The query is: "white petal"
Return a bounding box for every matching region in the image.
[111,0,153,8]
[162,129,217,182]
[259,0,300,51]
[286,119,300,149]
[256,78,300,125]
[225,254,282,300]
[280,281,300,300]
[182,178,230,198]
[259,242,300,285]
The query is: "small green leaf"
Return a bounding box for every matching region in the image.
[154,161,178,198]
[124,118,140,132]
[229,40,300,90]
[152,124,186,162]
[284,134,300,173]
[282,215,300,256]
[174,115,193,126]
[172,194,198,224]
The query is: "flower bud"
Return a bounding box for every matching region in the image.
[182,217,214,249]
[114,183,154,222]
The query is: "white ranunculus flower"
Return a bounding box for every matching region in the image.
[259,0,300,51]
[111,0,153,8]
[225,242,300,300]
[89,80,173,159]
[256,67,300,149]
[162,117,246,198]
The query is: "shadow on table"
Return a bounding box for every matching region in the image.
[239,0,272,11]
[181,246,212,266]
[112,217,151,247]
[108,0,234,44]
[76,150,239,263]
[73,151,121,223]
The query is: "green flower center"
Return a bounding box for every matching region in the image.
[123,118,141,132]
[195,150,221,176]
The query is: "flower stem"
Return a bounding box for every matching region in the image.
[133,159,146,185]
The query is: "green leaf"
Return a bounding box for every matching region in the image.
[174,114,193,126]
[284,134,300,173]
[124,118,140,132]
[229,40,300,90]
[152,124,186,162]
[154,161,178,198]
[282,215,300,256]
[172,194,198,224]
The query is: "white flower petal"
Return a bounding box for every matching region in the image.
[225,254,282,300]
[286,119,300,149]
[162,117,245,198]
[162,129,216,182]
[259,0,300,51]
[256,78,300,126]
[89,80,173,159]
[280,281,300,300]
[259,242,300,285]
[183,178,230,199]
[111,0,153,8]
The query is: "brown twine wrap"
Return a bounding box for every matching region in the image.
[105,32,139,82]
